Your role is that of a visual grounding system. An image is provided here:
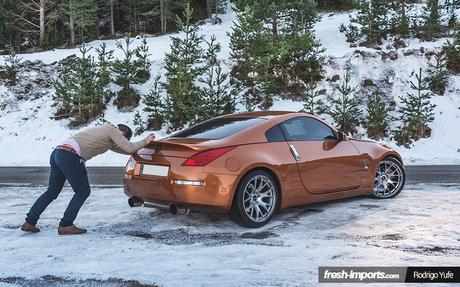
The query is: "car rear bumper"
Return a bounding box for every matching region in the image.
[123,173,239,213]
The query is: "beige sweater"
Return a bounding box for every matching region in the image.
[72,124,149,161]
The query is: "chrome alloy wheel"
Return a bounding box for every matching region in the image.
[242,175,276,223]
[373,160,404,198]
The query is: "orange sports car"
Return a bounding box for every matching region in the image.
[123,111,405,227]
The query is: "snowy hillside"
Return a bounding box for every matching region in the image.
[0,9,459,166]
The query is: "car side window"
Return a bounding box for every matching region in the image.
[281,117,335,141]
[265,125,286,142]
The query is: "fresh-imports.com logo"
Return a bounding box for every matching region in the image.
[323,269,400,281]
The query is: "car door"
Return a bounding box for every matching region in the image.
[280,116,363,194]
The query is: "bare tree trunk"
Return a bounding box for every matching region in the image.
[70,14,75,47]
[110,0,115,36]
[160,0,166,33]
[271,0,277,47]
[134,7,138,34]
[39,0,45,45]
[206,0,213,17]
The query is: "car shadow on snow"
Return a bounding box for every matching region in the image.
[93,194,400,247]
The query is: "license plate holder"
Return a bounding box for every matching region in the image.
[140,164,169,177]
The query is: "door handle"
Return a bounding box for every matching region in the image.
[289,144,301,161]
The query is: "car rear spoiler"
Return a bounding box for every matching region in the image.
[138,139,212,157]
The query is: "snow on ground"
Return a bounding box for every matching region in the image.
[0,184,459,286]
[0,9,460,166]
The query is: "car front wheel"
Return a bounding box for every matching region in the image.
[230,170,279,228]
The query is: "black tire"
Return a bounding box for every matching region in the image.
[230,170,280,228]
[371,157,405,199]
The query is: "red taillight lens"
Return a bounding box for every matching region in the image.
[182,147,236,166]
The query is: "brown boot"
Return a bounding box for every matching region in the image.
[58,225,87,235]
[21,222,40,233]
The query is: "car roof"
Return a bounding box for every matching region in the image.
[221,111,310,119]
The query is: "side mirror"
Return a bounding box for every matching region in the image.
[337,131,347,141]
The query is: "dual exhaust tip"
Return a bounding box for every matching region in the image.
[128,197,190,215]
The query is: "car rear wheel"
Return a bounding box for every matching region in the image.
[230,170,279,228]
[372,157,405,199]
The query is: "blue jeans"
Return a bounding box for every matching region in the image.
[26,149,90,227]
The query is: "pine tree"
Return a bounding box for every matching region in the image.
[198,35,235,121]
[60,0,98,46]
[142,75,164,130]
[96,42,114,88]
[74,0,98,42]
[420,0,443,41]
[231,0,323,102]
[300,80,322,115]
[394,69,436,147]
[229,5,272,111]
[162,4,205,131]
[54,66,74,114]
[0,0,19,50]
[365,89,391,139]
[120,0,142,34]
[16,0,58,48]
[425,52,448,95]
[443,30,460,74]
[446,0,460,28]
[133,110,145,135]
[276,0,324,90]
[2,50,22,86]
[135,37,151,82]
[207,0,226,24]
[324,69,362,135]
[342,0,390,46]
[111,36,141,109]
[140,0,186,34]
[53,43,105,126]
[317,0,354,10]
[390,0,410,38]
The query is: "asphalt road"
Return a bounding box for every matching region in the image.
[0,165,459,186]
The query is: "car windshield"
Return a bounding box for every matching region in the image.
[171,117,265,140]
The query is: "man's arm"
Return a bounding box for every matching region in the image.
[110,145,131,155]
[109,126,153,154]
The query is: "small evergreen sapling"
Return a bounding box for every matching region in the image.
[96,42,114,88]
[446,0,460,27]
[142,75,165,130]
[3,50,22,86]
[198,35,235,121]
[162,4,205,131]
[301,81,323,115]
[394,69,436,147]
[365,89,391,139]
[53,44,105,126]
[229,5,271,111]
[419,0,444,41]
[95,42,114,104]
[341,0,390,46]
[133,111,145,135]
[390,0,410,38]
[324,69,362,135]
[111,36,141,109]
[135,37,151,83]
[425,52,448,95]
[443,30,460,74]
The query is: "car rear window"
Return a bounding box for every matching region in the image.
[171,117,266,140]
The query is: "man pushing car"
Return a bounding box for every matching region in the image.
[21,123,155,235]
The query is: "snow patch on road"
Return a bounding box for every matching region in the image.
[0,184,458,286]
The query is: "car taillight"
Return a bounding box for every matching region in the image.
[124,157,136,178]
[182,147,236,166]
